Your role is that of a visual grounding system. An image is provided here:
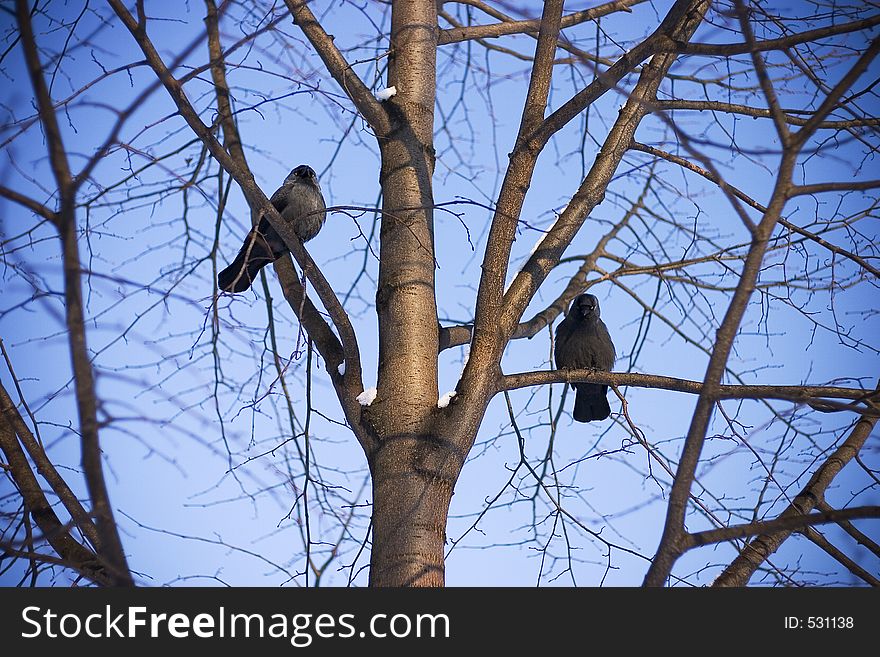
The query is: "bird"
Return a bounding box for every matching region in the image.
[217,164,326,293]
[554,293,616,422]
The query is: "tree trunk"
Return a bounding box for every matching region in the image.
[368,435,460,587]
[367,0,447,587]
[374,0,438,411]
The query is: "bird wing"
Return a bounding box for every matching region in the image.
[596,320,616,370]
[269,182,291,212]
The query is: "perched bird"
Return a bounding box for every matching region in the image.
[554,293,616,422]
[218,165,326,293]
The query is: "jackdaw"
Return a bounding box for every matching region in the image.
[554,293,616,422]
[218,164,326,293]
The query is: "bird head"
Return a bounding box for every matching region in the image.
[571,293,600,321]
[289,165,318,184]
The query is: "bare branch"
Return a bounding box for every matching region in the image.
[0,415,112,586]
[802,527,880,587]
[0,377,100,549]
[500,369,876,409]
[283,0,391,135]
[15,0,133,585]
[654,100,880,129]
[713,412,878,586]
[672,13,880,57]
[630,141,880,278]
[0,185,58,226]
[438,0,646,45]
[106,0,367,440]
[689,506,880,547]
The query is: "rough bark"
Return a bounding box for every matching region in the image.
[364,0,446,587]
[368,436,462,587]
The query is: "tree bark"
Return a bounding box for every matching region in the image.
[366,0,448,586]
[368,436,461,587]
[375,0,440,417]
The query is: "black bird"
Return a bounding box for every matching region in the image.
[218,165,326,293]
[554,293,616,422]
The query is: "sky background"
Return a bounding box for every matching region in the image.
[1,0,878,586]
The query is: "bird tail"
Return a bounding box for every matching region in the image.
[217,228,277,293]
[572,383,611,422]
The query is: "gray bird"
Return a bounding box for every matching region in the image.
[218,165,326,293]
[554,293,616,422]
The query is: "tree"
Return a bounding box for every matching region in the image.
[1,0,878,587]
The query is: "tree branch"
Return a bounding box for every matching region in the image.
[500,1,711,335]
[687,507,880,548]
[438,0,646,45]
[802,526,880,587]
[792,180,880,196]
[107,0,367,440]
[0,185,58,226]
[16,0,133,586]
[671,13,880,57]
[629,142,880,279]
[439,174,650,352]
[438,2,617,67]
[654,100,880,129]
[201,0,366,442]
[0,415,112,586]
[461,0,565,417]
[499,369,876,409]
[0,377,100,549]
[817,500,880,559]
[713,411,878,586]
[14,0,72,196]
[283,0,390,135]
[793,34,880,144]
